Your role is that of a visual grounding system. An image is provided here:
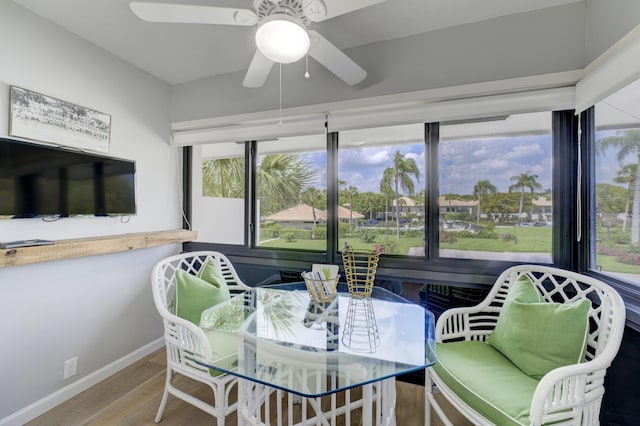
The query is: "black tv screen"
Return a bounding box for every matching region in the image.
[0,138,136,218]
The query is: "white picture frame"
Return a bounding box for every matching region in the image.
[9,86,111,153]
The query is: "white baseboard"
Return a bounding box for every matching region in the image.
[0,338,164,426]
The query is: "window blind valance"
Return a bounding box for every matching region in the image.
[327,87,574,132]
[171,72,578,146]
[171,113,327,146]
[575,24,640,114]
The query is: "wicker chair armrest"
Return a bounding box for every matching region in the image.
[161,310,213,360]
[529,357,612,425]
[435,305,498,342]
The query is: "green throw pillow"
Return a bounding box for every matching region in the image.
[197,260,228,290]
[488,274,591,379]
[174,267,231,325]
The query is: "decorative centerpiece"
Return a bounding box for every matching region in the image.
[342,245,381,298]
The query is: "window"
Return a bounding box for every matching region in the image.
[255,134,327,251]
[438,112,553,262]
[338,124,425,256]
[193,142,245,245]
[187,109,559,268]
[593,79,640,280]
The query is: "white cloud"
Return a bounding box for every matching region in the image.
[505,143,544,160]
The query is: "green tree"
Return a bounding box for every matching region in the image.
[598,130,640,246]
[301,186,323,239]
[353,192,386,220]
[258,154,318,216]
[508,171,543,224]
[483,192,521,223]
[342,185,359,234]
[202,154,317,218]
[473,179,497,222]
[380,151,421,239]
[412,189,425,207]
[596,183,627,217]
[613,163,637,232]
[202,157,244,198]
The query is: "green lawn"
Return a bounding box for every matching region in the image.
[259,225,640,275]
[441,226,552,252]
[260,226,552,254]
[595,254,640,274]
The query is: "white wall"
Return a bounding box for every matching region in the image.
[191,145,245,244]
[0,2,182,422]
[171,2,586,122]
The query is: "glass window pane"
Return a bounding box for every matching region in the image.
[439,112,553,262]
[338,124,425,256]
[193,142,245,245]
[593,78,640,280]
[256,134,327,251]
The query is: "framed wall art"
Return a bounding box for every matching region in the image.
[9,86,111,153]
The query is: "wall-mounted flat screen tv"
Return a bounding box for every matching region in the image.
[0,138,136,218]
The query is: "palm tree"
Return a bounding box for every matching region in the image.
[473,179,497,222]
[202,154,317,214]
[598,130,640,245]
[257,154,317,216]
[301,187,322,239]
[380,151,421,239]
[202,157,244,198]
[508,171,543,224]
[343,185,359,234]
[613,164,637,232]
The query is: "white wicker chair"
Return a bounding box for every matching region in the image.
[237,332,393,426]
[425,265,626,426]
[151,251,251,426]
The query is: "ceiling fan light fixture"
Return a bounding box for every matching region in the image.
[255,14,310,64]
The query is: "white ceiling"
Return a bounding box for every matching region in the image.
[13,0,583,85]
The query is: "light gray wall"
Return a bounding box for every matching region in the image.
[0,2,181,420]
[586,0,640,62]
[171,2,587,122]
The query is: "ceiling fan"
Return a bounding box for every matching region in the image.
[130,0,385,88]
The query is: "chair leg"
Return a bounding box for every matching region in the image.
[214,380,226,426]
[424,369,432,426]
[155,368,172,423]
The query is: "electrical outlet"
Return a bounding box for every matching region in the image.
[63,357,78,380]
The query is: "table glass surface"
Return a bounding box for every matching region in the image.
[197,283,437,397]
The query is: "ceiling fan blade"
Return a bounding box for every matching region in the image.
[308,31,366,85]
[130,2,258,26]
[243,50,275,88]
[305,0,386,22]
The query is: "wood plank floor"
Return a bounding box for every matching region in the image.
[27,348,470,426]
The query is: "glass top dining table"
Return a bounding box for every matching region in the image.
[197,282,437,398]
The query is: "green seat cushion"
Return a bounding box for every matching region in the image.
[174,268,231,325]
[204,329,238,377]
[433,341,540,426]
[488,275,591,379]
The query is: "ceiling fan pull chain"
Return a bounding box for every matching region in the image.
[278,63,284,127]
[305,54,310,79]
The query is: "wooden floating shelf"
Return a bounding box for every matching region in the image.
[0,229,197,268]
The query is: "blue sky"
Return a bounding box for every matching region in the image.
[300,133,625,196]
